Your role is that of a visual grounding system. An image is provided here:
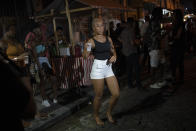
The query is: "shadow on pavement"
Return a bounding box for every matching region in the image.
[113,92,165,120]
[112,84,182,120]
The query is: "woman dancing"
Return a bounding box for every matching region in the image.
[83,18,120,125]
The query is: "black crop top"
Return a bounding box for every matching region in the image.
[92,37,111,60]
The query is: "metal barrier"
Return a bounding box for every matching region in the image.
[52,56,94,89]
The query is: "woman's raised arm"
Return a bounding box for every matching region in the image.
[82,39,94,59]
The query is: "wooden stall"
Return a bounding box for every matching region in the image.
[33,0,134,89]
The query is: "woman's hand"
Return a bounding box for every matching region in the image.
[109,55,117,63]
[83,39,94,59]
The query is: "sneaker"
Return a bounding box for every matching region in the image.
[42,100,50,107]
[150,83,162,89]
[53,99,58,104]
[157,81,167,87]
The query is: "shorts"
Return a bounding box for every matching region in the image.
[38,57,54,76]
[90,59,114,79]
[149,50,160,68]
[38,57,52,68]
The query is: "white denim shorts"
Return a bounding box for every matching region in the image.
[149,50,160,68]
[90,59,114,79]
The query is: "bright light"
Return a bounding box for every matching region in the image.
[160,23,163,29]
[183,14,196,22]
[169,12,171,17]
[163,9,170,15]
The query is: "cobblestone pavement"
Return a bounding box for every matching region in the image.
[47,57,196,131]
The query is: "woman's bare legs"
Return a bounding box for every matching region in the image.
[39,77,47,100]
[92,79,105,125]
[40,75,57,101]
[105,76,120,123]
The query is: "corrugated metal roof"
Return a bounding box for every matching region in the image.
[77,0,135,11]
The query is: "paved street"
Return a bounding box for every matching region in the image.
[46,57,196,131]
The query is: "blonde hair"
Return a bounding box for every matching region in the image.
[92,18,105,36]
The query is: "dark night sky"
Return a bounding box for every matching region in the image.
[181,0,194,9]
[0,0,27,16]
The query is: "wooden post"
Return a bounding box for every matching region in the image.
[108,22,110,36]
[53,18,60,56]
[51,9,60,56]
[98,8,102,18]
[61,7,92,14]
[65,0,75,55]
[34,7,93,19]
[123,0,127,22]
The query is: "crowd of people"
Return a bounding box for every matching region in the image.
[109,8,190,90]
[81,7,190,126]
[0,22,72,129]
[1,7,195,130]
